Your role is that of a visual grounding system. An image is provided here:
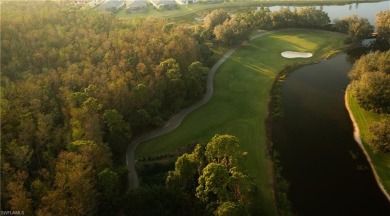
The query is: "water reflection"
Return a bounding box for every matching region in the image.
[272,51,390,215]
[345,46,370,65]
[265,0,390,23]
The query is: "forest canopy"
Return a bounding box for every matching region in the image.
[2,1,389,214]
[349,50,390,153]
[349,50,390,114]
[1,1,210,214]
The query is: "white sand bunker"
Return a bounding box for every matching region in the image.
[281,51,313,58]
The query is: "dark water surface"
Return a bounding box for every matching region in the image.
[272,53,390,215]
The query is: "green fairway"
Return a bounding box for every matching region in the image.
[136,29,346,215]
[347,89,390,195]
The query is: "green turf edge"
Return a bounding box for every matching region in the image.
[136,30,347,215]
[346,86,390,199]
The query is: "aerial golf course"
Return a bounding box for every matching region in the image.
[136,29,347,215]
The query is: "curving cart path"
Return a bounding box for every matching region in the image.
[126,31,275,189]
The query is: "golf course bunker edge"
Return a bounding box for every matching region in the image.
[281,51,313,58]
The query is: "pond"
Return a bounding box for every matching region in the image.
[272,51,390,215]
[267,0,390,24]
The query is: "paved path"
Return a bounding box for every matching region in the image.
[126,31,274,190]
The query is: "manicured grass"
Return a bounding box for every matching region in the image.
[136,29,346,215]
[347,89,390,195]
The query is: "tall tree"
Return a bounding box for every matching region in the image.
[296,7,330,28]
[270,8,297,29]
[348,17,374,42]
[6,171,33,216]
[253,7,272,30]
[369,116,390,153]
[204,9,230,31]
[38,150,98,216]
[97,168,120,215]
[186,61,209,98]
[166,153,197,191]
[5,140,33,170]
[333,15,359,33]
[196,162,231,206]
[334,15,373,43]
[215,201,247,216]
[205,134,241,169]
[214,17,251,46]
[167,134,253,214]
[375,10,390,47]
[349,51,390,113]
[351,72,390,113]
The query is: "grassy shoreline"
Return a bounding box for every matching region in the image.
[345,86,390,201]
[136,29,347,215]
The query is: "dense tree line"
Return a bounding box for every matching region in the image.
[125,135,260,215]
[2,1,388,214]
[166,134,258,215]
[201,7,331,45]
[203,7,390,47]
[349,50,390,153]
[331,10,390,46]
[349,50,390,113]
[375,10,390,49]
[368,117,390,153]
[1,1,210,214]
[333,15,374,43]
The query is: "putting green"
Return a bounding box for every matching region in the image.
[136,29,346,215]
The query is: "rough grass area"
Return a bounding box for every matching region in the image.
[136,29,346,215]
[347,89,390,195]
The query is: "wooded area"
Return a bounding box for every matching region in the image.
[202,6,381,46]
[203,7,332,45]
[349,50,390,153]
[1,2,210,214]
[2,0,389,214]
[126,135,261,215]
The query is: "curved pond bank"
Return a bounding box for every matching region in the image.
[272,53,390,215]
[345,89,390,202]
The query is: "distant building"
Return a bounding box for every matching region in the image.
[149,0,177,10]
[126,0,147,13]
[97,0,125,13]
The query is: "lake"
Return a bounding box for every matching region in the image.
[270,1,390,214]
[272,50,390,215]
[267,0,390,24]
